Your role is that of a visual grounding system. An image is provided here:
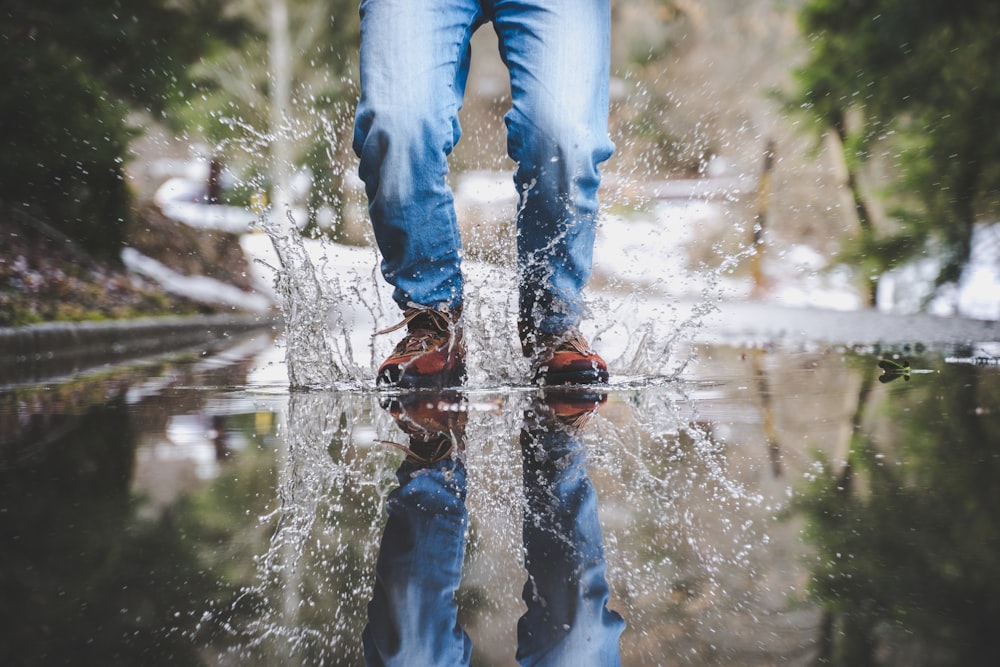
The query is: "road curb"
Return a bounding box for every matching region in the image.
[0,314,275,384]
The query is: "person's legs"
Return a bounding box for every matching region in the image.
[353,0,485,311]
[491,0,615,345]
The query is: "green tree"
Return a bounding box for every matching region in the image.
[791,0,1000,306]
[0,0,246,260]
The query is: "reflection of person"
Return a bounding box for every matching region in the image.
[363,393,472,665]
[353,1,614,389]
[363,392,624,666]
[517,393,625,664]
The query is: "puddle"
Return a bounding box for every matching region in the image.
[1,333,998,666]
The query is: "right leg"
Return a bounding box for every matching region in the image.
[363,464,471,667]
[353,0,485,312]
[354,0,484,387]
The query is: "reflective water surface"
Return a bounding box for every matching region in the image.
[2,332,998,666]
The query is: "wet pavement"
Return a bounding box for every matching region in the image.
[2,329,999,666]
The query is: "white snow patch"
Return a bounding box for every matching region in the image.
[593,200,722,298]
[878,223,1000,320]
[453,170,517,207]
[122,248,273,313]
[765,246,862,311]
[158,201,259,234]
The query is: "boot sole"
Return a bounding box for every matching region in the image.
[535,367,610,386]
[379,363,468,390]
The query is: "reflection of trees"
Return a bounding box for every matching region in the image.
[0,349,277,666]
[0,385,442,666]
[0,395,226,665]
[749,348,784,478]
[15,355,996,666]
[795,360,1000,666]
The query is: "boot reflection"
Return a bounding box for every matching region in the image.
[377,391,468,466]
[518,390,625,666]
[363,390,623,667]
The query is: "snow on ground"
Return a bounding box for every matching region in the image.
[760,245,863,312]
[121,247,272,313]
[157,200,259,234]
[878,223,1000,321]
[593,200,719,298]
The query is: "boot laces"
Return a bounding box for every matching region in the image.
[375,304,454,359]
[553,331,593,356]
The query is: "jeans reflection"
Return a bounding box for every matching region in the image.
[364,391,624,666]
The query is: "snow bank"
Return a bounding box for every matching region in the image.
[122,248,272,313]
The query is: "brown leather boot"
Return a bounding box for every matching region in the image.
[380,391,467,465]
[376,305,466,388]
[538,389,607,430]
[521,325,609,385]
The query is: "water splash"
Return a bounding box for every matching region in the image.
[586,385,770,664]
[260,211,345,388]
[189,376,777,665]
[208,391,396,664]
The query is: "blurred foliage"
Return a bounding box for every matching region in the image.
[0,0,707,256]
[0,0,248,260]
[791,0,1000,303]
[0,207,203,326]
[793,359,1000,665]
[180,0,358,139]
[177,0,360,234]
[607,0,706,177]
[0,357,283,665]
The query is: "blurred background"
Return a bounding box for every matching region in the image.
[3,5,1000,665]
[2,0,999,326]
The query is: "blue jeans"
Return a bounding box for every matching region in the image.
[362,408,624,666]
[353,0,614,336]
[515,412,625,665]
[362,460,473,666]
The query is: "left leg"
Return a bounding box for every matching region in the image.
[492,0,615,345]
